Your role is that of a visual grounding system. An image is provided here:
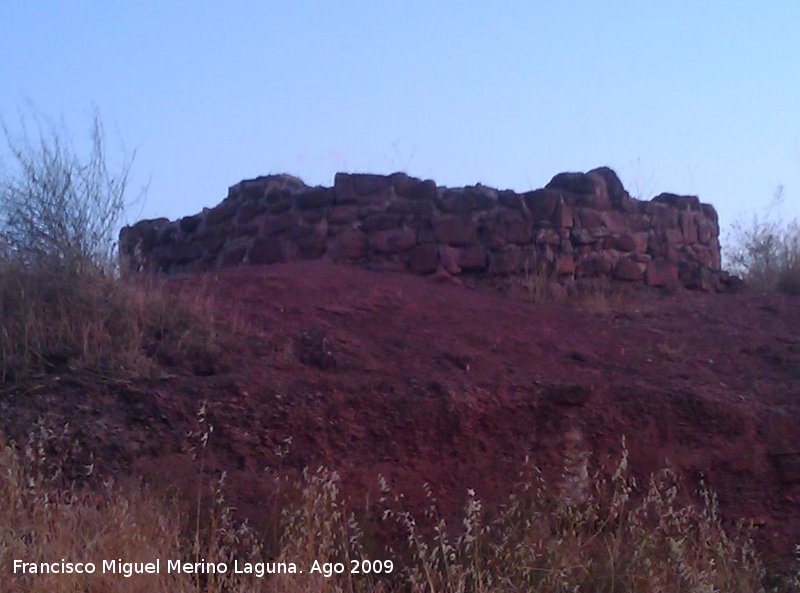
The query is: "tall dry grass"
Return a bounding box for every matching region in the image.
[1,421,786,593]
[0,260,218,382]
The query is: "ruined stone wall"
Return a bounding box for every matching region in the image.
[119,167,730,290]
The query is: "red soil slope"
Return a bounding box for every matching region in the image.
[2,261,800,562]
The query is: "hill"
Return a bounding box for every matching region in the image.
[2,260,799,568]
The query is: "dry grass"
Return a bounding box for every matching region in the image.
[1,422,789,593]
[566,277,639,314]
[511,263,638,314]
[726,196,800,294]
[0,259,218,382]
[0,108,217,382]
[381,436,769,593]
[515,263,557,304]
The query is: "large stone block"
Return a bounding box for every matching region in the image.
[439,245,461,274]
[556,255,576,276]
[554,198,574,228]
[387,198,434,217]
[459,245,488,272]
[389,172,422,197]
[369,228,417,253]
[524,189,560,221]
[498,190,524,210]
[432,215,477,246]
[489,248,522,275]
[352,174,393,196]
[329,229,367,260]
[361,213,402,232]
[587,166,630,208]
[680,211,699,244]
[407,243,439,274]
[249,237,285,265]
[492,208,533,244]
[645,202,680,229]
[436,186,496,213]
[700,203,719,226]
[263,212,298,235]
[613,258,645,281]
[600,211,628,234]
[603,234,638,253]
[652,193,701,210]
[220,246,247,267]
[179,214,203,233]
[334,172,357,204]
[576,254,614,278]
[410,179,437,201]
[646,259,679,287]
[329,205,359,224]
[548,171,612,210]
[295,187,335,209]
[334,174,393,205]
[577,208,604,230]
[206,203,238,226]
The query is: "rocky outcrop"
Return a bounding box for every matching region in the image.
[119,167,734,291]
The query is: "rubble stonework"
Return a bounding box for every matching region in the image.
[119,167,733,290]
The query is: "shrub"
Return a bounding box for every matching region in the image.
[0,110,215,381]
[725,188,800,295]
[0,109,130,274]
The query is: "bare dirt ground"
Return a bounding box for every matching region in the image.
[2,261,800,564]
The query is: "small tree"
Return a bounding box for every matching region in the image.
[0,109,132,274]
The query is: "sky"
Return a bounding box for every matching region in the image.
[1,1,799,243]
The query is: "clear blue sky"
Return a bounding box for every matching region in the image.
[2,1,799,240]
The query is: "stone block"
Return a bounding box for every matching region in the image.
[220,246,247,267]
[614,258,644,281]
[296,187,334,209]
[408,243,439,274]
[329,229,367,260]
[600,211,628,234]
[389,172,421,197]
[576,254,614,278]
[180,214,203,233]
[361,213,402,232]
[498,190,524,210]
[556,255,576,275]
[603,233,638,253]
[459,245,488,271]
[554,198,574,228]
[329,205,359,224]
[652,193,700,210]
[493,208,533,244]
[264,212,297,235]
[432,215,477,246]
[577,208,604,230]
[249,237,285,265]
[489,248,521,275]
[680,210,699,244]
[410,179,437,201]
[439,245,461,274]
[646,202,680,228]
[524,189,559,221]
[369,228,417,253]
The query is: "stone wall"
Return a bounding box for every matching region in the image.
[119,167,732,290]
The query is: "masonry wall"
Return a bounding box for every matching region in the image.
[119,167,730,290]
